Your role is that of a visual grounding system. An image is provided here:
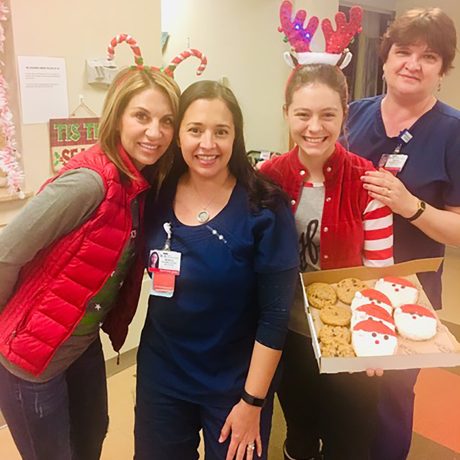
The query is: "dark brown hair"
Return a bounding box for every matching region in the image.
[284,64,348,119]
[380,8,457,75]
[172,80,288,211]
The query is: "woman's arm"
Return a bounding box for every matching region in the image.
[408,204,460,247]
[361,169,460,247]
[219,268,298,460]
[362,197,394,267]
[0,169,104,308]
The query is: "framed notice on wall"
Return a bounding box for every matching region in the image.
[49,117,99,172]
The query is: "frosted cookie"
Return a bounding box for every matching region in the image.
[335,278,368,304]
[352,319,398,357]
[351,288,393,314]
[320,305,352,327]
[374,276,418,308]
[394,304,437,341]
[306,282,337,309]
[350,303,396,331]
[319,325,351,345]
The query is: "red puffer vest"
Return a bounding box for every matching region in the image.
[0,144,149,375]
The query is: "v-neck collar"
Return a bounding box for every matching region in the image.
[377,95,440,140]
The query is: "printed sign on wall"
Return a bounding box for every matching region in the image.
[49,117,99,172]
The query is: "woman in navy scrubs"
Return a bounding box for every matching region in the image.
[346,8,460,460]
[135,80,299,460]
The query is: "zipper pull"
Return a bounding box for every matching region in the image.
[163,222,172,250]
[6,330,17,345]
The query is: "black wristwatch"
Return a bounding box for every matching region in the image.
[407,200,426,222]
[241,389,265,407]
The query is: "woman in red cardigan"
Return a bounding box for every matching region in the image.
[260,64,393,460]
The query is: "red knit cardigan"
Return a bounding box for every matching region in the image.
[260,143,393,269]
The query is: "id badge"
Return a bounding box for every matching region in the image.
[378,153,408,175]
[149,249,181,298]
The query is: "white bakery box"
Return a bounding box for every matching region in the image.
[300,257,460,374]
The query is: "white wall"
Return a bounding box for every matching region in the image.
[162,0,338,154]
[9,0,161,195]
[341,0,396,14]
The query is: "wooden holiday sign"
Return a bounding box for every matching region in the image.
[49,117,99,172]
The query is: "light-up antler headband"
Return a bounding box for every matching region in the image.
[278,1,363,69]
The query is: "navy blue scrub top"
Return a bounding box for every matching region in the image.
[141,180,299,405]
[345,95,460,308]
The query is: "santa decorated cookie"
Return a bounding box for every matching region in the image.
[352,319,398,357]
[351,303,396,331]
[394,304,437,341]
[351,288,393,314]
[374,276,418,308]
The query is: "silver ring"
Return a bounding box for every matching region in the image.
[247,442,255,451]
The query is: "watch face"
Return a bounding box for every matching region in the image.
[407,200,426,222]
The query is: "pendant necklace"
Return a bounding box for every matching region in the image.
[194,190,216,224]
[197,208,212,224]
[191,175,229,224]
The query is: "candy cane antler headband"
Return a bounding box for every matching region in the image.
[278,1,363,69]
[107,33,207,77]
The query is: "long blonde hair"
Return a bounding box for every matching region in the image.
[98,68,180,180]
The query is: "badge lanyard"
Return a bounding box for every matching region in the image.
[148,222,181,298]
[378,129,413,175]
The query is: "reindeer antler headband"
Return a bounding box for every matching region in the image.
[278,1,363,69]
[107,33,207,77]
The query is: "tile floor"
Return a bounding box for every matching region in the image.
[2,363,459,459]
[1,247,460,459]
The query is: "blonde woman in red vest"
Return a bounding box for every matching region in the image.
[0,65,180,460]
[260,64,393,460]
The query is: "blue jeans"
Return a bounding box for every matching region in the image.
[0,336,108,460]
[134,377,274,460]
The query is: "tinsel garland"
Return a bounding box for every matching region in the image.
[0,0,24,198]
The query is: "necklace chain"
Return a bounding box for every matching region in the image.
[190,174,230,224]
